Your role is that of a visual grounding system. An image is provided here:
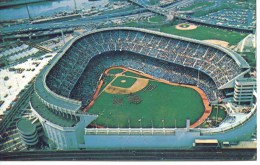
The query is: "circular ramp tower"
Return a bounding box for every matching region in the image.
[16,118,39,146]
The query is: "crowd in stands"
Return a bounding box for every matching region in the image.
[46,29,242,106]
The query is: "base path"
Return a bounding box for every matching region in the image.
[104,77,149,94]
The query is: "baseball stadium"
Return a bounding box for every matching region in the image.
[30,27,256,149]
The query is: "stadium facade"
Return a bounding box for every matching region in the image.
[30,27,256,150]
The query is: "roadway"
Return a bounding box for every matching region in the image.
[0,0,254,37]
[0,8,149,35]
[0,149,256,160]
[0,0,194,36]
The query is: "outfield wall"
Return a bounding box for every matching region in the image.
[83,113,256,149]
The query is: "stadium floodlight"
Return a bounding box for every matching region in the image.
[197,69,200,87]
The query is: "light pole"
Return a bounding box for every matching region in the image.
[73,0,77,13]
[197,69,200,87]
[162,119,165,128]
[128,119,130,129]
[139,119,142,128]
[25,2,32,20]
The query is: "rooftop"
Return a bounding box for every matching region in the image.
[16,118,36,134]
[236,78,256,82]
[0,55,54,115]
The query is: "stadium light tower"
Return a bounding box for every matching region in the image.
[25,3,32,20]
[197,69,200,86]
[73,0,77,13]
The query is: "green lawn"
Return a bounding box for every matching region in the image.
[160,25,247,45]
[240,52,256,68]
[88,74,205,128]
[122,21,140,27]
[149,15,166,23]
[111,76,137,88]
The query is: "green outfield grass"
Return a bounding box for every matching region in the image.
[160,25,247,45]
[149,15,166,23]
[111,76,137,88]
[88,72,205,128]
[124,71,147,78]
[107,68,124,74]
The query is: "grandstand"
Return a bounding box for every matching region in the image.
[44,28,249,106]
[30,27,255,150]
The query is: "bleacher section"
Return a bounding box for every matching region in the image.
[46,29,245,107]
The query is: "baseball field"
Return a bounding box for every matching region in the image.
[86,67,208,128]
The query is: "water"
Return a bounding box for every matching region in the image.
[0,0,109,21]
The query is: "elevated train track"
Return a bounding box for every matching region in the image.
[0,149,256,160]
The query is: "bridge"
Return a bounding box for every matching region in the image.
[127,0,195,20]
[127,0,169,16]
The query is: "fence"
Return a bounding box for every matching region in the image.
[85,128,176,135]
